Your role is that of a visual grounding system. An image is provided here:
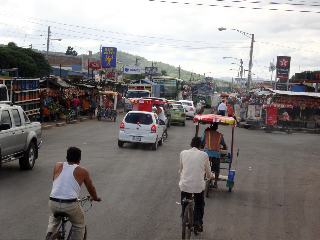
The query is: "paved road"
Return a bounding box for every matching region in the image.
[0,107,319,239]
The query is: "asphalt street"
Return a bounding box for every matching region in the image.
[0,106,320,240]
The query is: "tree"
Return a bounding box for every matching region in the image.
[0,42,51,77]
[161,70,167,76]
[65,46,78,56]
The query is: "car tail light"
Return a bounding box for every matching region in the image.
[151,125,156,133]
[190,108,194,111]
[181,113,186,117]
[120,122,125,131]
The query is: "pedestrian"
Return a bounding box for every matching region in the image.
[227,104,234,117]
[90,96,97,119]
[217,100,227,116]
[45,147,101,240]
[179,137,214,233]
[201,122,228,189]
[71,94,79,119]
[154,104,165,125]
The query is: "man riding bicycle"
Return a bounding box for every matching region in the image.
[201,122,227,189]
[179,137,214,233]
[45,147,101,240]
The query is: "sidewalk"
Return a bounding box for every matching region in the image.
[237,121,320,134]
[41,106,125,130]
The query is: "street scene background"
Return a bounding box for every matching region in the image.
[0,104,319,239]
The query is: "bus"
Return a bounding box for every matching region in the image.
[192,85,213,108]
[152,76,182,100]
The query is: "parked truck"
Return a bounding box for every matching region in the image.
[0,103,42,170]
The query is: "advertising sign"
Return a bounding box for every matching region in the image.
[72,64,82,72]
[124,66,141,75]
[89,62,102,69]
[276,56,291,79]
[267,106,278,126]
[101,47,117,68]
[145,67,158,75]
[205,77,213,82]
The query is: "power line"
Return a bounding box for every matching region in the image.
[149,0,320,14]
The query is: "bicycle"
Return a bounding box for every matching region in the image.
[181,196,198,239]
[279,121,293,134]
[48,196,94,240]
[66,109,76,124]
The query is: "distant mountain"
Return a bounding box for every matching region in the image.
[90,50,225,83]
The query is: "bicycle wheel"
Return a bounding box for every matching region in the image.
[205,180,210,198]
[286,125,293,134]
[182,205,192,239]
[49,231,63,240]
[66,115,70,124]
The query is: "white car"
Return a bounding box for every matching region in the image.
[176,100,196,119]
[118,111,164,150]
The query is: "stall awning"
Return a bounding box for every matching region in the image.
[271,90,320,98]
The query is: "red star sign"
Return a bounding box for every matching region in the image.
[279,58,289,67]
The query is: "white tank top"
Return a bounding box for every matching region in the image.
[50,162,81,199]
[158,109,165,121]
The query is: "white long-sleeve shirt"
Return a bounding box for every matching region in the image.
[179,148,213,193]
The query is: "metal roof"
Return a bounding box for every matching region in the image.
[271,90,320,98]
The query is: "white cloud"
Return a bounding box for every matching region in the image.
[0,0,319,80]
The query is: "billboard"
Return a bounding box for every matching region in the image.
[276,56,291,79]
[101,47,117,68]
[145,67,158,75]
[89,62,102,69]
[124,66,141,74]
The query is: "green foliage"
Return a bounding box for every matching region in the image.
[65,46,78,56]
[0,43,51,77]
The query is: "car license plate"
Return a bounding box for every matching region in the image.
[133,136,141,141]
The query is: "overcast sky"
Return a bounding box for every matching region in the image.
[1,0,319,81]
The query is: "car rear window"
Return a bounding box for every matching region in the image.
[125,113,153,125]
[182,102,192,106]
[172,105,184,110]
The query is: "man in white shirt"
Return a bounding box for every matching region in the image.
[179,137,214,232]
[217,100,227,116]
[154,104,165,124]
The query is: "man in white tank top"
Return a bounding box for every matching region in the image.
[154,104,165,125]
[46,147,101,240]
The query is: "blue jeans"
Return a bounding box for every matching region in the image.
[72,105,78,119]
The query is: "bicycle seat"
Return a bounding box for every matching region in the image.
[54,212,69,219]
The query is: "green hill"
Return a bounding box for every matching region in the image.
[91,50,215,82]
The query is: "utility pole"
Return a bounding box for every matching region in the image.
[46,26,50,60]
[29,44,32,49]
[179,65,181,79]
[247,34,254,92]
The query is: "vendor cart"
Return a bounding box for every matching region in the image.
[263,104,293,134]
[245,103,263,129]
[193,114,238,193]
[97,91,118,121]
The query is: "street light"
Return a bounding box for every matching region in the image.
[219,27,254,92]
[46,26,62,60]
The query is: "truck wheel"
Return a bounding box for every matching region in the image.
[19,142,36,170]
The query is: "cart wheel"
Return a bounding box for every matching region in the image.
[229,187,232,192]
[266,125,274,133]
[286,125,293,134]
